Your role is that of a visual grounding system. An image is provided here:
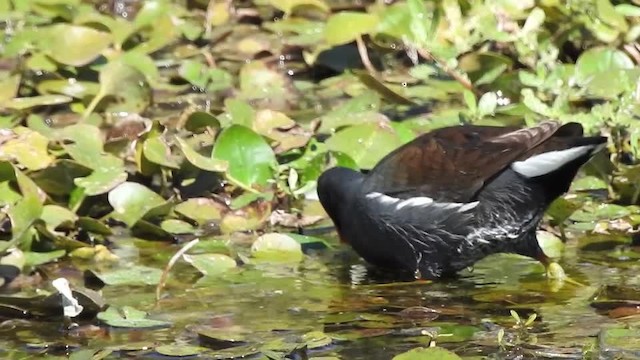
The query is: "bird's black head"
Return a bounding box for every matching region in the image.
[317,167,365,235]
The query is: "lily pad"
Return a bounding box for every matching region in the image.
[0,127,53,170]
[251,233,304,262]
[212,125,276,190]
[176,136,228,172]
[325,122,403,169]
[88,265,163,286]
[183,253,237,276]
[324,12,379,46]
[108,182,167,227]
[40,24,112,66]
[84,58,151,117]
[98,306,171,328]
[174,198,226,225]
[392,346,462,360]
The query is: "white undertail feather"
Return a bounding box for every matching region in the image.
[511,144,602,178]
[365,192,479,213]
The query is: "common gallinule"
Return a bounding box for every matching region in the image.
[317,121,606,279]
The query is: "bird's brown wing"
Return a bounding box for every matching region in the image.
[362,121,575,202]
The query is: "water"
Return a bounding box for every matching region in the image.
[0,229,638,359]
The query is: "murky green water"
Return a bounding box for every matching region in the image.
[0,229,639,359]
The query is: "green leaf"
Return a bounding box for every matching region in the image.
[597,0,628,32]
[24,250,66,267]
[160,219,195,234]
[521,7,546,35]
[318,91,382,133]
[74,155,127,196]
[0,127,53,170]
[1,95,72,110]
[1,163,44,251]
[221,99,255,127]
[97,306,171,328]
[39,24,112,66]
[521,88,553,117]
[251,233,303,262]
[37,79,99,99]
[174,198,225,225]
[183,253,236,276]
[211,125,276,190]
[615,4,640,17]
[325,123,402,169]
[575,47,634,84]
[176,137,228,172]
[142,136,181,169]
[84,58,151,118]
[324,12,379,46]
[536,230,564,259]
[90,265,163,286]
[462,90,477,114]
[392,346,462,360]
[264,0,329,15]
[41,205,77,229]
[108,182,166,227]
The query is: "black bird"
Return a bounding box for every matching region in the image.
[317,121,606,279]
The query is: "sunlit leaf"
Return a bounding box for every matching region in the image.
[324,12,379,46]
[212,125,276,190]
[183,253,236,276]
[325,122,402,169]
[392,346,462,360]
[40,24,111,66]
[98,306,170,328]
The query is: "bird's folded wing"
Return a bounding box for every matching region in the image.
[362,121,568,202]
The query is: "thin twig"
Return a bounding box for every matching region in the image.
[416,47,479,96]
[356,35,379,77]
[155,238,200,303]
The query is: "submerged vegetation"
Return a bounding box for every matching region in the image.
[1,0,640,358]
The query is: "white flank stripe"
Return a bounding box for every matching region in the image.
[365,192,478,213]
[511,145,595,178]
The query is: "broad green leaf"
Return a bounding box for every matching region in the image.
[0,127,53,170]
[1,95,72,110]
[84,58,151,118]
[41,205,77,229]
[74,156,128,196]
[211,125,276,190]
[251,233,303,262]
[263,0,329,15]
[24,250,66,267]
[174,198,225,225]
[90,265,163,286]
[98,306,170,328]
[40,24,112,66]
[221,99,255,127]
[176,137,228,172]
[142,136,181,169]
[0,163,44,251]
[597,0,627,32]
[324,12,379,46]
[575,47,634,84]
[392,346,462,360]
[108,182,166,227]
[183,253,236,276]
[36,79,99,99]
[0,73,20,102]
[325,123,402,169]
[536,230,564,259]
